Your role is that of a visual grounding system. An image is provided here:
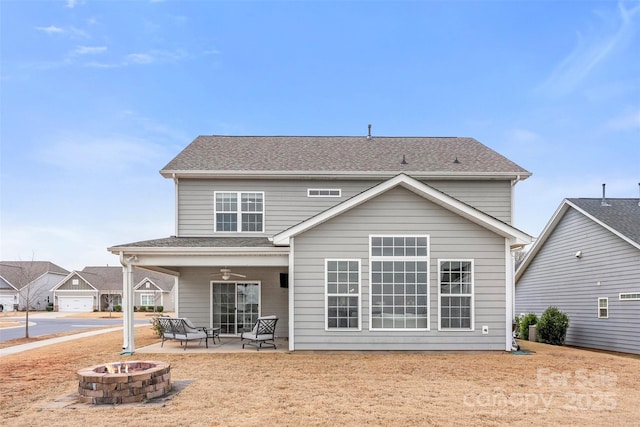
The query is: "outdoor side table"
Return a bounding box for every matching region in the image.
[206,327,220,344]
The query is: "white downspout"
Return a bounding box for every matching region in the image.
[505,240,515,351]
[288,237,295,351]
[119,252,136,355]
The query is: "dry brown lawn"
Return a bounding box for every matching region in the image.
[1,316,639,426]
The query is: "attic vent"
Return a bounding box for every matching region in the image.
[401,154,408,165]
[367,124,372,140]
[453,156,460,164]
[601,183,611,207]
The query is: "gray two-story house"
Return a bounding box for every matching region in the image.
[516,197,640,354]
[109,135,532,353]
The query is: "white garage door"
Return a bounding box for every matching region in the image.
[0,296,15,311]
[58,296,93,312]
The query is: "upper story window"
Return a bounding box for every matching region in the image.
[214,191,264,232]
[307,189,341,197]
[619,292,640,301]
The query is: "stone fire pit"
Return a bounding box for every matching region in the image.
[77,361,171,404]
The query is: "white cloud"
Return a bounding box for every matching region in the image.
[71,45,107,56]
[36,25,64,34]
[606,109,640,131]
[125,49,188,65]
[538,1,640,96]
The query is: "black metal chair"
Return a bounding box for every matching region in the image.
[240,315,278,350]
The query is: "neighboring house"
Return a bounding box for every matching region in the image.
[109,135,532,353]
[515,197,640,355]
[51,266,176,312]
[0,261,69,311]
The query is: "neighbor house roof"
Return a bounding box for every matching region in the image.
[53,266,175,292]
[160,135,531,179]
[516,198,640,281]
[0,261,69,290]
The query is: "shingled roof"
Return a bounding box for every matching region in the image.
[567,198,640,245]
[160,136,531,178]
[78,266,175,292]
[0,261,69,290]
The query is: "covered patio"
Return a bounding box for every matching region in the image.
[135,336,289,354]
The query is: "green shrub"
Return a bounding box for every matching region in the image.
[114,305,122,312]
[156,306,164,312]
[519,313,538,340]
[537,306,570,345]
[139,306,147,312]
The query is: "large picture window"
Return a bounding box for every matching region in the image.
[215,191,264,232]
[439,260,473,330]
[370,236,429,330]
[326,260,360,329]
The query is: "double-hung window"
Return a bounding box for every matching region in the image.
[598,297,608,318]
[326,260,360,330]
[439,260,474,330]
[370,236,429,330]
[214,191,264,232]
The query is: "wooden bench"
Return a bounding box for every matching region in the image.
[157,317,208,350]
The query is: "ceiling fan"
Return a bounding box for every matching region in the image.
[210,268,246,281]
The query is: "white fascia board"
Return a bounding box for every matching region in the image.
[108,246,289,256]
[273,173,533,246]
[566,201,640,251]
[160,169,531,181]
[50,271,98,292]
[515,200,570,282]
[0,275,20,291]
[133,278,162,291]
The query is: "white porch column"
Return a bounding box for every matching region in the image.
[120,253,136,355]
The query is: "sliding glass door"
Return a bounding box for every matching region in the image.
[211,282,260,335]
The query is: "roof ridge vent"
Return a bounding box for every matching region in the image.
[601,183,611,207]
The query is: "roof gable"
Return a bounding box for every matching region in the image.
[272,174,532,247]
[516,198,640,281]
[0,261,69,290]
[160,135,530,179]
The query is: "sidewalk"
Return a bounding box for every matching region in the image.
[0,324,148,357]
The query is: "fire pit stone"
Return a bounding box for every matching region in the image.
[77,360,171,404]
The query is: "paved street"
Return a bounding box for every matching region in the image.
[0,314,148,342]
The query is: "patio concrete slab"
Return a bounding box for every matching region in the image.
[135,337,289,354]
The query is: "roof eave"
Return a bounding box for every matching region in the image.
[160,169,532,181]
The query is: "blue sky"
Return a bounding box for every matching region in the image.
[1,0,639,270]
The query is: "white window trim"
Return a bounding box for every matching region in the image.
[598,297,609,318]
[308,188,342,197]
[213,191,265,233]
[368,234,430,331]
[325,259,362,331]
[619,292,640,301]
[437,259,475,331]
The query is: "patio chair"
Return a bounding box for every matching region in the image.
[240,315,278,350]
[157,317,208,350]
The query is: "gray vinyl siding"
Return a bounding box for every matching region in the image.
[57,276,94,291]
[515,208,640,354]
[177,178,513,236]
[292,186,508,351]
[176,266,289,337]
